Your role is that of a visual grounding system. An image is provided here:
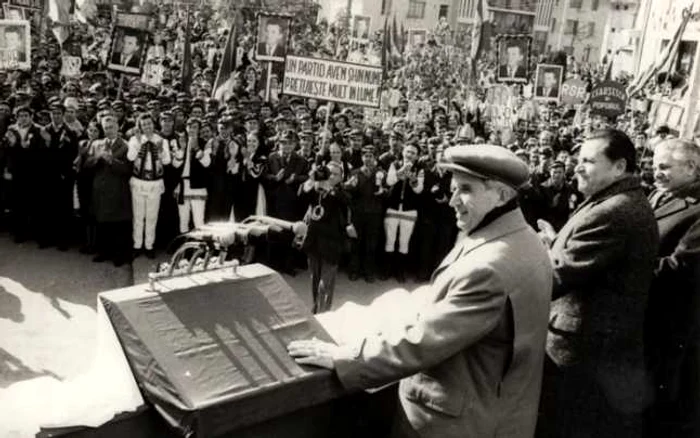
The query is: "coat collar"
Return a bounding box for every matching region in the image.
[432,208,529,279]
[650,181,700,220]
[571,175,641,216]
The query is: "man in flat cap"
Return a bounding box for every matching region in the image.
[289,144,553,438]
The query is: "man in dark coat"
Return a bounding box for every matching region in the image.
[5,106,46,243]
[540,161,580,231]
[83,115,132,266]
[644,139,700,438]
[344,145,385,283]
[265,130,308,274]
[538,129,659,438]
[299,161,350,313]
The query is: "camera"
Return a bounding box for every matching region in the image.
[313,166,329,182]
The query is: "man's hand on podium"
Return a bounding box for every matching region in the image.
[287,337,338,370]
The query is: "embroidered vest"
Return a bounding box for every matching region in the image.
[133,138,164,180]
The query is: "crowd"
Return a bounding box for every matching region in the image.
[0,2,699,438]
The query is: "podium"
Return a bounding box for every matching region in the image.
[38,263,396,438]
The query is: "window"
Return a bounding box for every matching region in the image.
[570,0,582,9]
[551,17,557,31]
[588,22,595,37]
[611,27,616,33]
[407,0,426,18]
[564,19,578,35]
[583,46,591,62]
[438,4,449,18]
[591,0,599,11]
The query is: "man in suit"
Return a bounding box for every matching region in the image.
[537,129,659,438]
[536,70,560,99]
[644,139,700,438]
[498,43,526,80]
[257,18,286,59]
[289,145,554,438]
[111,31,142,69]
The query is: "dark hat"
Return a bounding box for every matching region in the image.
[160,111,174,120]
[299,129,314,139]
[439,145,530,189]
[349,128,363,139]
[550,160,565,170]
[362,145,376,154]
[333,113,348,123]
[274,114,289,123]
[186,117,202,126]
[111,100,125,109]
[279,129,297,143]
[244,113,258,122]
[389,129,404,140]
[97,98,110,110]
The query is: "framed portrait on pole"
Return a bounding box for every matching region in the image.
[0,20,30,70]
[107,13,150,76]
[255,13,291,63]
[496,34,531,84]
[534,63,563,103]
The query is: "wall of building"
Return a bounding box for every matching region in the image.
[315,0,453,34]
[546,0,611,62]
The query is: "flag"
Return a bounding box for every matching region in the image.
[391,14,400,57]
[48,0,73,45]
[181,9,193,90]
[469,0,489,85]
[627,9,691,98]
[212,21,238,101]
[381,15,389,81]
[75,0,97,24]
[604,55,613,80]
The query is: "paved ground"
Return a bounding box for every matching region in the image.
[0,232,414,391]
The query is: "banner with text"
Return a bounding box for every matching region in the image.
[282,56,383,108]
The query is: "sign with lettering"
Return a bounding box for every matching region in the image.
[589,81,627,119]
[282,56,383,108]
[8,0,43,11]
[560,78,588,105]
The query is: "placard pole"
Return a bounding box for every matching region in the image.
[117,74,125,100]
[265,62,272,102]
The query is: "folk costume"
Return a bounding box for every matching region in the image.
[127,132,171,253]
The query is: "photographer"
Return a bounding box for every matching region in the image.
[299,161,353,314]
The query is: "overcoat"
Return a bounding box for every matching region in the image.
[645,182,700,435]
[544,176,659,435]
[86,137,132,223]
[334,208,553,438]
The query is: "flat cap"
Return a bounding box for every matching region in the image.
[439,145,529,189]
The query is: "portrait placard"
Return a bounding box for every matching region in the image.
[533,64,563,103]
[108,27,148,75]
[496,35,531,84]
[255,14,291,63]
[0,20,30,70]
